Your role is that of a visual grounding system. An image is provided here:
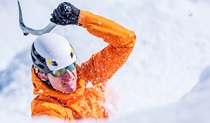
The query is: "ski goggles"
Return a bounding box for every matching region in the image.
[51,63,76,77]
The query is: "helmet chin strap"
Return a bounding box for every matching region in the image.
[17,0,56,36]
[43,80,55,90]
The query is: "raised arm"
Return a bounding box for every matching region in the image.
[78,10,136,85]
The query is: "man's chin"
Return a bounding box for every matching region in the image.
[65,83,77,94]
[64,88,76,94]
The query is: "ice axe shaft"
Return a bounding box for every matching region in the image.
[17,0,56,36]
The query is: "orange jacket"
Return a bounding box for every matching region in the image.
[31,10,136,121]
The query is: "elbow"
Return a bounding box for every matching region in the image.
[128,31,136,48]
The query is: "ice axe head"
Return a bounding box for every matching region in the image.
[17,0,56,36]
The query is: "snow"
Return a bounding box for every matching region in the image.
[0,0,210,122]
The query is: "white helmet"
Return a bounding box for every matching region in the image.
[31,33,76,73]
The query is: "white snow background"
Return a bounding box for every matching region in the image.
[0,0,210,122]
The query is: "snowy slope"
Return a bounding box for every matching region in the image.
[0,0,210,122]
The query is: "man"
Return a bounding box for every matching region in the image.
[31,2,136,121]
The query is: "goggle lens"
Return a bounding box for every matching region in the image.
[51,63,75,77]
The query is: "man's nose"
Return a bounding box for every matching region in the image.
[64,69,74,78]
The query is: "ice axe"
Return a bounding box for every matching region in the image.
[17,0,56,36]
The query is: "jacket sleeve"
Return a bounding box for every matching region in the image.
[31,99,75,120]
[77,10,136,85]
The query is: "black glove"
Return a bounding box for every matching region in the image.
[50,2,80,25]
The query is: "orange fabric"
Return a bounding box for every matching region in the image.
[31,10,136,121]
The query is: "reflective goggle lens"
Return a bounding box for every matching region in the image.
[51,63,75,77]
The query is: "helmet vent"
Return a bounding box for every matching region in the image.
[36,64,45,70]
[70,52,74,58]
[51,61,58,66]
[31,43,51,73]
[32,44,46,64]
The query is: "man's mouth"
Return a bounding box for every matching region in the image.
[61,78,74,86]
